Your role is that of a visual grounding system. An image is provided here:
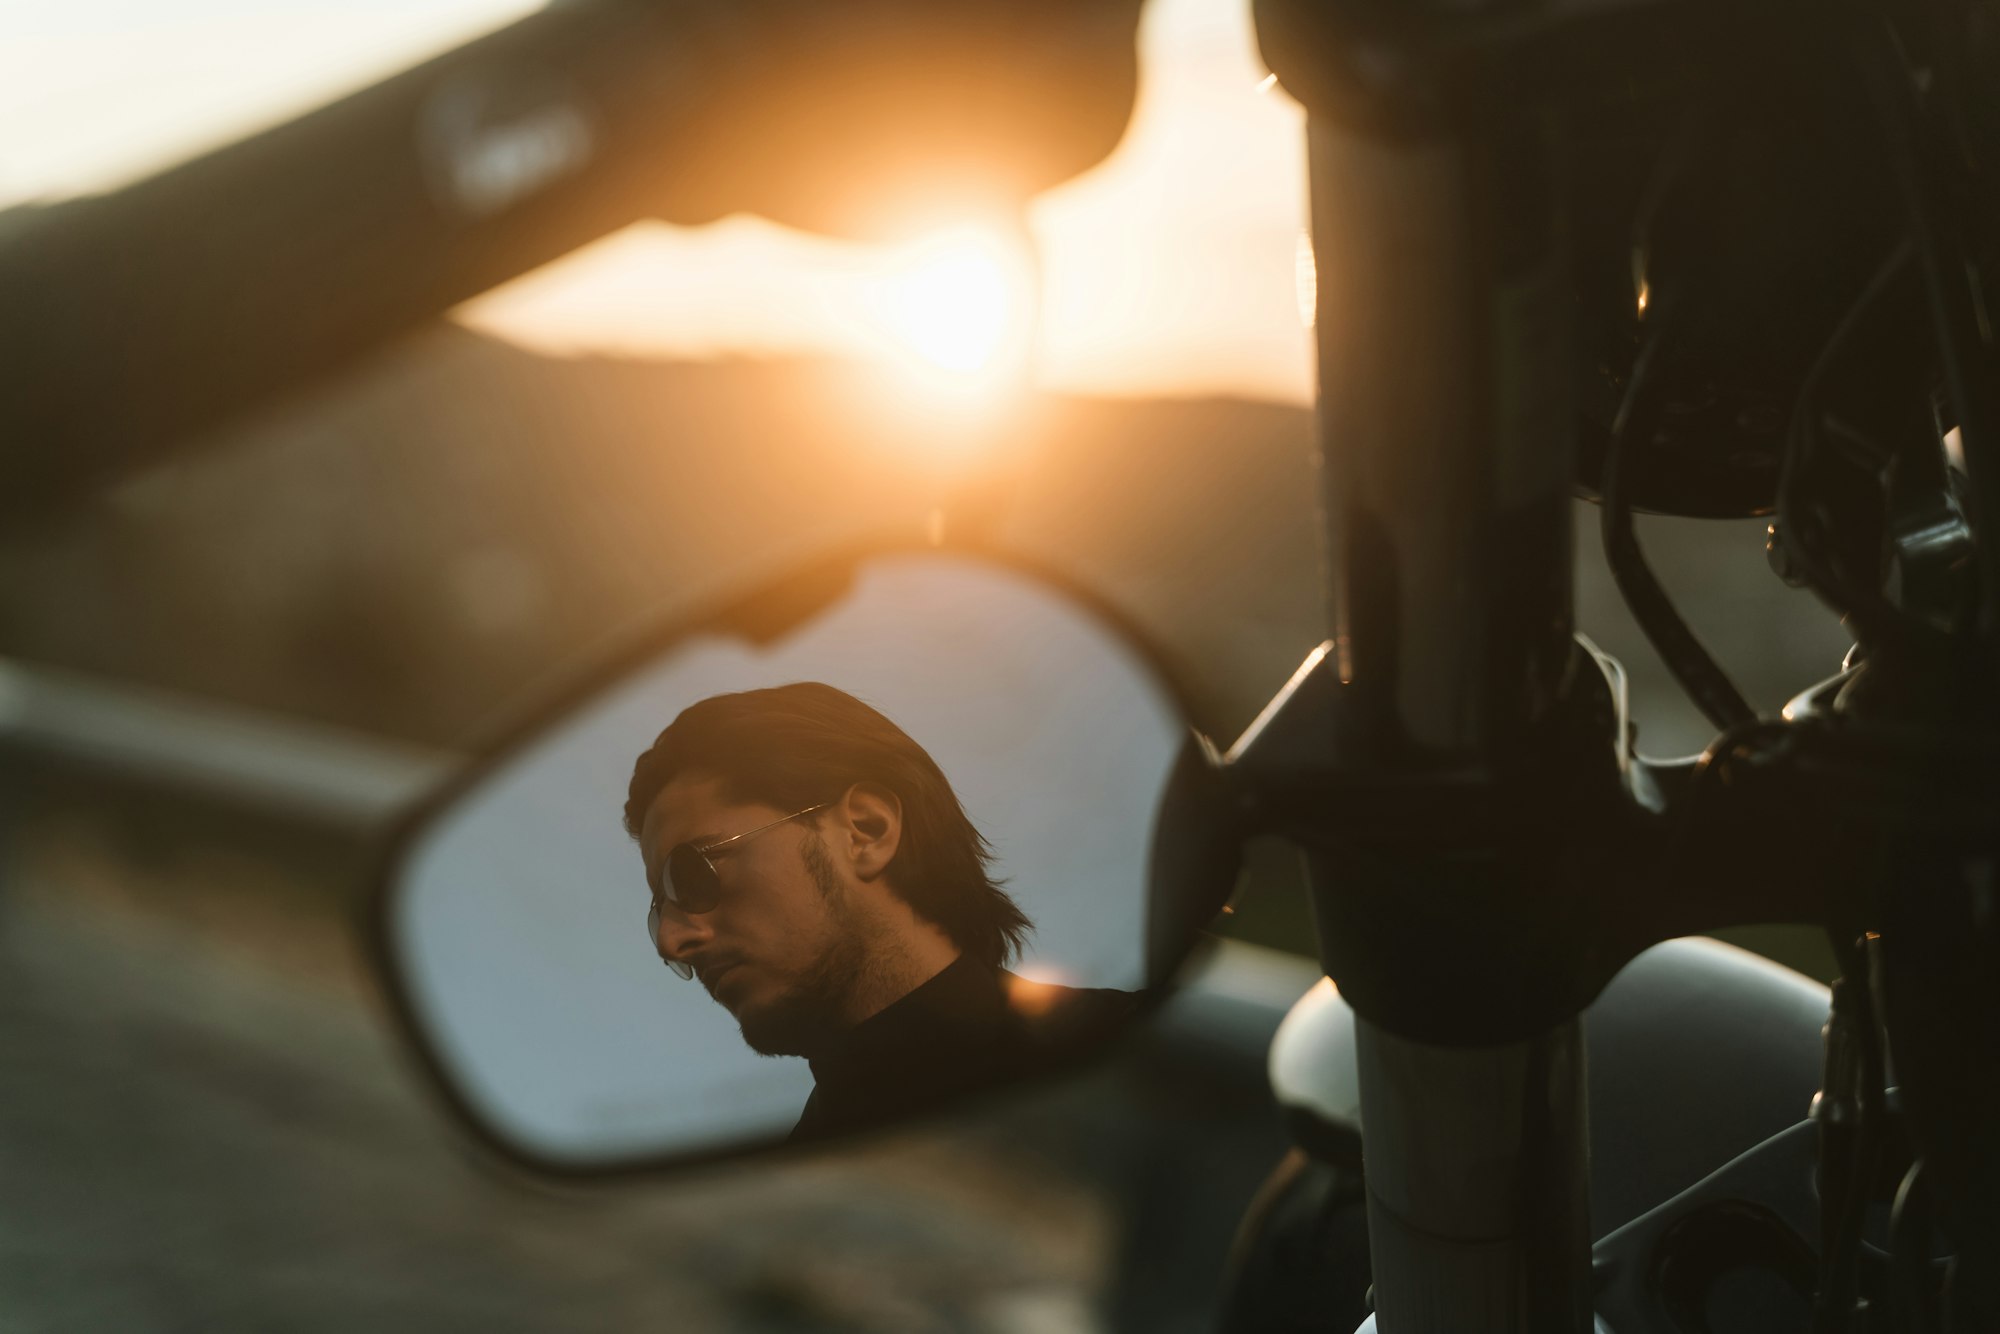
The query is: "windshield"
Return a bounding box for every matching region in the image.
[1,0,1312,405]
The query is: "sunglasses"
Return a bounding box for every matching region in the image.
[646,801,832,979]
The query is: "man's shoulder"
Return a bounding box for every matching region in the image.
[999,971,1142,1052]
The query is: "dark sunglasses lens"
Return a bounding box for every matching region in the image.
[666,844,721,914]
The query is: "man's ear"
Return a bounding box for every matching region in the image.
[838,782,903,882]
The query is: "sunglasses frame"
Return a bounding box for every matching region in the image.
[648,801,834,977]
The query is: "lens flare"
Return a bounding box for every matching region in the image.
[867,226,1030,383]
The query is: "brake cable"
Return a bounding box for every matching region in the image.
[1599,285,1759,732]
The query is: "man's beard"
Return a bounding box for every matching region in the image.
[732,834,876,1059]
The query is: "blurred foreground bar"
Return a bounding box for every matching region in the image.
[0,658,459,835]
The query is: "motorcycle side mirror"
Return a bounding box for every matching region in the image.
[366,543,1230,1177]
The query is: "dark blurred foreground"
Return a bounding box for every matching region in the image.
[0,773,1316,1332]
[0,328,1851,1329]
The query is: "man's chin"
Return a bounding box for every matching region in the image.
[734,997,818,1059]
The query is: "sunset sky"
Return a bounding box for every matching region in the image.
[1,0,1315,404]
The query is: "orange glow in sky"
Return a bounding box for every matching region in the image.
[869,227,1020,377]
[5,0,1314,406]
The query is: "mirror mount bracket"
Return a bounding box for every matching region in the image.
[1219,637,1656,1048]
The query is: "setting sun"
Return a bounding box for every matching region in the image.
[868,228,1022,376]
[11,0,1314,406]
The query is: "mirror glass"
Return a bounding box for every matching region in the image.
[384,549,1187,1169]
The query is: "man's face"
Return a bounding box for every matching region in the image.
[638,772,869,1057]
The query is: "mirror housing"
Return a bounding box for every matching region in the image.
[365,541,1235,1177]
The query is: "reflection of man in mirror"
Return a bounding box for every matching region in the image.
[625,682,1137,1142]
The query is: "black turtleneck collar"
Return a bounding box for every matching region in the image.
[788,954,1136,1144]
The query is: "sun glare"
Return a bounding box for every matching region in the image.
[866,227,1032,388]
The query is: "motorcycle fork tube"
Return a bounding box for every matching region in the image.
[1351,1018,1591,1333]
[1301,109,1590,1334]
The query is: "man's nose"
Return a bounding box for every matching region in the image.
[656,907,712,963]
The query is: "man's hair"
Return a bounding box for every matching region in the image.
[624,682,1031,968]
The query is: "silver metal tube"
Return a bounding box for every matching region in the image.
[1280,20,1592,1321]
[1356,1017,1593,1333]
[1302,97,1590,1334]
